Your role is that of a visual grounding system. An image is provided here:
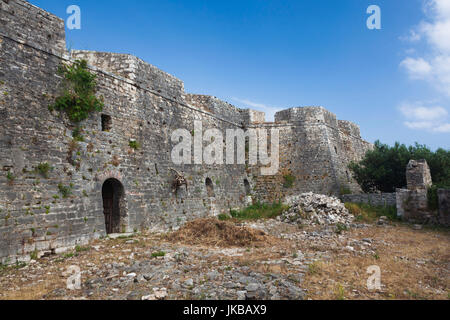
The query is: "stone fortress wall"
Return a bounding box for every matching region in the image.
[0,0,372,263]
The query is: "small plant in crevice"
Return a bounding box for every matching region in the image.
[58,183,73,198]
[6,171,15,185]
[30,249,38,261]
[50,59,104,123]
[67,139,81,169]
[129,140,140,150]
[35,162,53,179]
[283,174,295,189]
[72,127,85,142]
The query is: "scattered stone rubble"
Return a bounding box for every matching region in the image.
[279,193,354,226]
[2,215,448,300]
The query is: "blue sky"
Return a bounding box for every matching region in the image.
[30,0,450,150]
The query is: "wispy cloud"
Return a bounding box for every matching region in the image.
[399,0,450,134]
[400,57,432,79]
[231,97,282,122]
[400,0,450,96]
[399,101,450,133]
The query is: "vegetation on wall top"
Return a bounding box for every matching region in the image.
[49,59,104,123]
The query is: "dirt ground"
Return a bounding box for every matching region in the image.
[0,219,448,300]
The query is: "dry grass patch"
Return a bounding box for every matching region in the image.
[167,218,277,247]
[302,225,449,300]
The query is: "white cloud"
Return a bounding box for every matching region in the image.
[400,0,450,96]
[400,29,422,42]
[399,103,447,120]
[232,97,281,122]
[425,0,450,21]
[399,102,450,133]
[434,123,450,132]
[420,20,450,53]
[400,57,432,79]
[399,1,450,135]
[404,121,434,130]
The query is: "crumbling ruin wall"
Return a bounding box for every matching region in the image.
[0,0,373,263]
[340,193,397,207]
[396,160,449,225]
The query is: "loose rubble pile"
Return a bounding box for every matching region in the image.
[279,193,354,226]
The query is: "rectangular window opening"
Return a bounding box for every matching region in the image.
[102,114,112,132]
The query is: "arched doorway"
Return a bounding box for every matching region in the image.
[102,178,125,234]
[205,178,215,197]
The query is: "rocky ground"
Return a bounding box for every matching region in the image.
[0,216,448,300]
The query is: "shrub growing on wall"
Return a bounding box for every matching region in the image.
[50,59,104,123]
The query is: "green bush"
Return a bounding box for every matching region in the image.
[349,141,450,192]
[50,60,104,123]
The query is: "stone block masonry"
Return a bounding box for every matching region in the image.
[0,0,372,263]
[340,193,397,207]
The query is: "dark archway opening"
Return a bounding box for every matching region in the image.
[205,178,215,197]
[244,179,251,195]
[102,178,125,234]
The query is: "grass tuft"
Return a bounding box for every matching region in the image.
[229,202,289,221]
[345,202,398,223]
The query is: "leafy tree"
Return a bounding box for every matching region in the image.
[349,141,450,192]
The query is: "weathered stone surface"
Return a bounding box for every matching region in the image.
[0,0,372,263]
[341,193,397,207]
[406,160,432,191]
